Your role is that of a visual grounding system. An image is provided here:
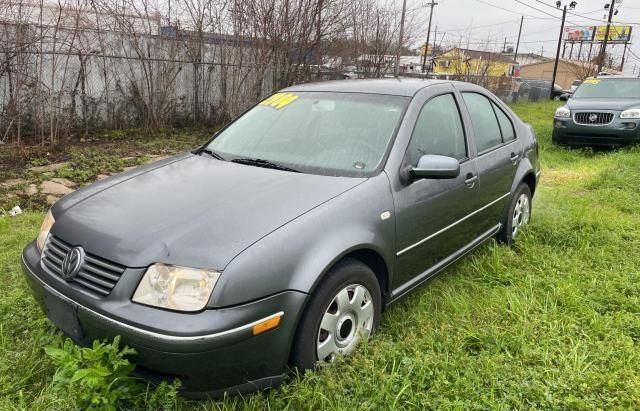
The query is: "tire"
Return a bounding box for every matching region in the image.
[498,183,532,245]
[290,258,382,371]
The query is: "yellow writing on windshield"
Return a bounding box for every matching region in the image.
[259,93,299,109]
[583,79,600,85]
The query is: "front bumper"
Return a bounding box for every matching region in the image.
[553,115,640,146]
[21,241,307,398]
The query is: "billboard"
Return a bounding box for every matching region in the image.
[564,26,595,41]
[595,25,632,42]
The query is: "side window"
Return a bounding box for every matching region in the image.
[492,102,516,142]
[461,92,502,153]
[408,94,467,165]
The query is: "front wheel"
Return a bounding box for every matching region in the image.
[290,259,381,371]
[498,183,532,245]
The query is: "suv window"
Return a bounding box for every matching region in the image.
[492,102,515,142]
[408,94,467,165]
[462,92,502,152]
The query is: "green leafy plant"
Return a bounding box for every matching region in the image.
[44,336,143,410]
[142,380,182,411]
[29,158,50,167]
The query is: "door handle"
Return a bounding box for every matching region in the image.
[510,152,521,164]
[464,174,478,188]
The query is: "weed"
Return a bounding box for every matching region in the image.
[44,336,143,410]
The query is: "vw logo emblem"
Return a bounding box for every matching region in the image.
[588,113,598,122]
[61,246,85,280]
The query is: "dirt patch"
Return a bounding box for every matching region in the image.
[0,128,213,213]
[542,168,596,187]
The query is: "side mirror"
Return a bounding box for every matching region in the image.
[559,93,570,101]
[410,154,460,180]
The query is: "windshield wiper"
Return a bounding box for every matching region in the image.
[198,147,225,161]
[231,157,300,173]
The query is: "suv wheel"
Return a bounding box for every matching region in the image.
[498,183,532,245]
[290,259,381,371]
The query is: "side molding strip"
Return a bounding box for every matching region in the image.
[389,223,502,302]
[396,192,510,256]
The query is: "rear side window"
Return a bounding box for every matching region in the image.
[462,92,502,153]
[492,102,515,142]
[408,94,467,165]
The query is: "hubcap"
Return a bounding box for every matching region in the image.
[316,284,374,362]
[512,193,531,237]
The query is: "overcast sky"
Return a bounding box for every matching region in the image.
[408,0,640,75]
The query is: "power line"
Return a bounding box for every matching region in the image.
[531,0,604,22]
[626,47,640,61]
[513,0,568,21]
[531,0,639,25]
[475,0,556,20]
[444,19,522,33]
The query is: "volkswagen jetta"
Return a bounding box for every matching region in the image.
[22,79,540,397]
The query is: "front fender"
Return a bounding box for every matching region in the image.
[209,174,396,308]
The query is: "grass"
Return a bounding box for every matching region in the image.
[1,101,640,409]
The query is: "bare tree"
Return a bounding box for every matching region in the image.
[0,0,426,146]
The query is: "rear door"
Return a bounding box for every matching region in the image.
[457,88,522,233]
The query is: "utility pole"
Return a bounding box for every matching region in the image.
[513,16,524,64]
[620,42,628,71]
[431,27,438,72]
[597,0,616,73]
[503,37,507,53]
[421,0,438,73]
[395,0,408,76]
[551,4,568,100]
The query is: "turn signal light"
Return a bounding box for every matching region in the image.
[252,314,282,336]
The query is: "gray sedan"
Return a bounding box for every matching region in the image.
[22,79,540,397]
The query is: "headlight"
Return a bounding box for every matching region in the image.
[36,210,55,252]
[132,263,220,312]
[554,107,571,118]
[620,109,640,119]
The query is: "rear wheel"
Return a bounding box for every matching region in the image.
[290,259,381,371]
[498,183,532,245]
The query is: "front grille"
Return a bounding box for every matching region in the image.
[574,112,614,125]
[41,235,126,296]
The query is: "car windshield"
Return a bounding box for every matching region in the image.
[572,78,640,99]
[205,92,408,177]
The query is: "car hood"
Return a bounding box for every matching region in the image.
[51,153,365,269]
[566,98,640,111]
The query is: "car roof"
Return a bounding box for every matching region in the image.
[282,78,449,97]
[594,75,640,80]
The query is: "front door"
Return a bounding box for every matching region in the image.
[392,89,483,293]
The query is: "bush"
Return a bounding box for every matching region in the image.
[44,336,143,410]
